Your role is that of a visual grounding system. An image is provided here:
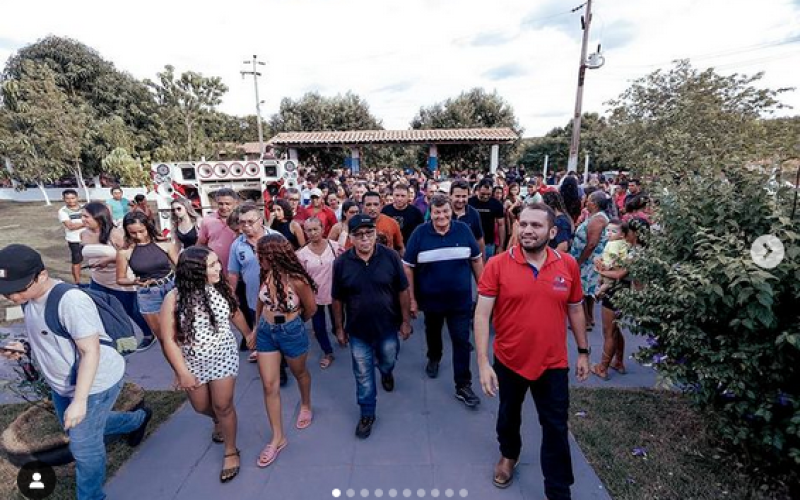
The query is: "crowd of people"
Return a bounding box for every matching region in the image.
[0,164,651,500]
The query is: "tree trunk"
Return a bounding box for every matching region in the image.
[73,161,90,202]
[36,181,52,206]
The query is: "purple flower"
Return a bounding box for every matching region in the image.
[676,357,688,365]
[776,392,791,407]
[574,411,588,418]
[645,336,659,348]
[721,389,736,400]
[631,447,648,457]
[652,354,668,365]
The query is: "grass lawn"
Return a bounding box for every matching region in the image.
[570,387,795,500]
[0,390,186,499]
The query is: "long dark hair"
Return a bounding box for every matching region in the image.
[271,199,294,225]
[83,202,114,245]
[122,211,164,247]
[257,234,317,311]
[174,246,238,344]
[559,176,582,222]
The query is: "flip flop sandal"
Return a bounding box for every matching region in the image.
[220,449,240,483]
[590,364,610,381]
[257,441,287,468]
[493,459,519,489]
[319,354,334,369]
[610,364,627,374]
[248,351,258,363]
[296,409,313,430]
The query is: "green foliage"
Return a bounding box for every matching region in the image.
[101,147,149,187]
[269,91,383,170]
[616,170,800,470]
[410,88,522,172]
[604,60,792,178]
[144,65,229,159]
[0,61,89,186]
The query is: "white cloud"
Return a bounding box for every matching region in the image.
[1,0,798,138]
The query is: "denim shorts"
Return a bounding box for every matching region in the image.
[256,316,309,358]
[137,279,174,314]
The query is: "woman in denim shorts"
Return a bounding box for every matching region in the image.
[251,234,317,468]
[116,211,179,350]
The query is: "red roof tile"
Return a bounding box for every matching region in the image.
[267,128,518,146]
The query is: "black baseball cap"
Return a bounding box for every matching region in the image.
[0,245,45,295]
[348,214,376,233]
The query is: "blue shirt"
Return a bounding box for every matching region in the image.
[403,220,481,313]
[454,205,484,242]
[228,229,278,311]
[107,198,129,221]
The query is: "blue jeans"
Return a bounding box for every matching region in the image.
[51,380,146,500]
[311,304,334,355]
[136,279,174,315]
[256,316,309,358]
[485,243,496,259]
[349,334,399,417]
[90,281,153,337]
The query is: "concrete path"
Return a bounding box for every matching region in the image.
[2,303,658,499]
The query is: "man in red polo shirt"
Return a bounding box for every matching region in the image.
[475,203,590,499]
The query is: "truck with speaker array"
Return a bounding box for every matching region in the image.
[150,159,301,233]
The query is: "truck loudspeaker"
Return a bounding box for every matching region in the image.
[198,163,213,179]
[214,163,229,178]
[245,162,260,177]
[156,182,174,197]
[229,162,244,177]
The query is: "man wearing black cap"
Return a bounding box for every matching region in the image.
[331,215,412,439]
[0,244,152,500]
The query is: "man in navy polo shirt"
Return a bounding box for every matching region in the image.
[404,194,484,409]
[332,214,412,439]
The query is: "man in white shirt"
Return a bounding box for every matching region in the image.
[0,244,152,500]
[58,189,85,284]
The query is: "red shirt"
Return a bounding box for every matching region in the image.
[478,245,583,381]
[197,212,237,269]
[297,205,337,237]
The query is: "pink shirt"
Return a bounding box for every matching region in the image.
[197,212,237,269]
[296,241,341,305]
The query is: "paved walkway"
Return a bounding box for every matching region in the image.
[2,303,657,499]
[99,306,656,500]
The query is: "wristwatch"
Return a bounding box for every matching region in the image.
[577,347,591,355]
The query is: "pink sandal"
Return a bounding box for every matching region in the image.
[296,409,313,430]
[257,440,287,468]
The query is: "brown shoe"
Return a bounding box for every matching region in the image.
[493,456,517,489]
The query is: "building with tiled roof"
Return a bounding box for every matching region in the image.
[267,127,518,147]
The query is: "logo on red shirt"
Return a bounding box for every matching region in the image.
[553,275,569,292]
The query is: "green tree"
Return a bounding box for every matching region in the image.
[410,88,522,173]
[145,65,228,159]
[101,147,149,187]
[3,36,161,175]
[603,60,791,179]
[0,61,89,205]
[268,91,383,171]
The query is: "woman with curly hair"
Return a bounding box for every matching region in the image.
[252,234,318,467]
[159,246,252,483]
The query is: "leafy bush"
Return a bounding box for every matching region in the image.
[617,170,800,474]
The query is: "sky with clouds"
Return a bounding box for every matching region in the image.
[1,0,799,137]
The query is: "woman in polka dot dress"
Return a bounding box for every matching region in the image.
[160,246,253,483]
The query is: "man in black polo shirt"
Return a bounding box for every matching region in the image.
[381,182,425,245]
[332,214,412,439]
[469,179,505,260]
[450,179,485,258]
[404,194,484,409]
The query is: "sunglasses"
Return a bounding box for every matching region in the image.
[351,229,376,239]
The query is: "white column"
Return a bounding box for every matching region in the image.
[583,154,590,185]
[289,148,299,161]
[490,144,500,174]
[543,155,549,183]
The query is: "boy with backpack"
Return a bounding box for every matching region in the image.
[0,244,152,500]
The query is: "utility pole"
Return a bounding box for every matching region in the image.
[567,0,593,173]
[241,55,266,158]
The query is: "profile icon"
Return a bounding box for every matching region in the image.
[16,461,56,499]
[29,472,45,489]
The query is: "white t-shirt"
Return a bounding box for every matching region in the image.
[58,206,84,243]
[23,282,126,397]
